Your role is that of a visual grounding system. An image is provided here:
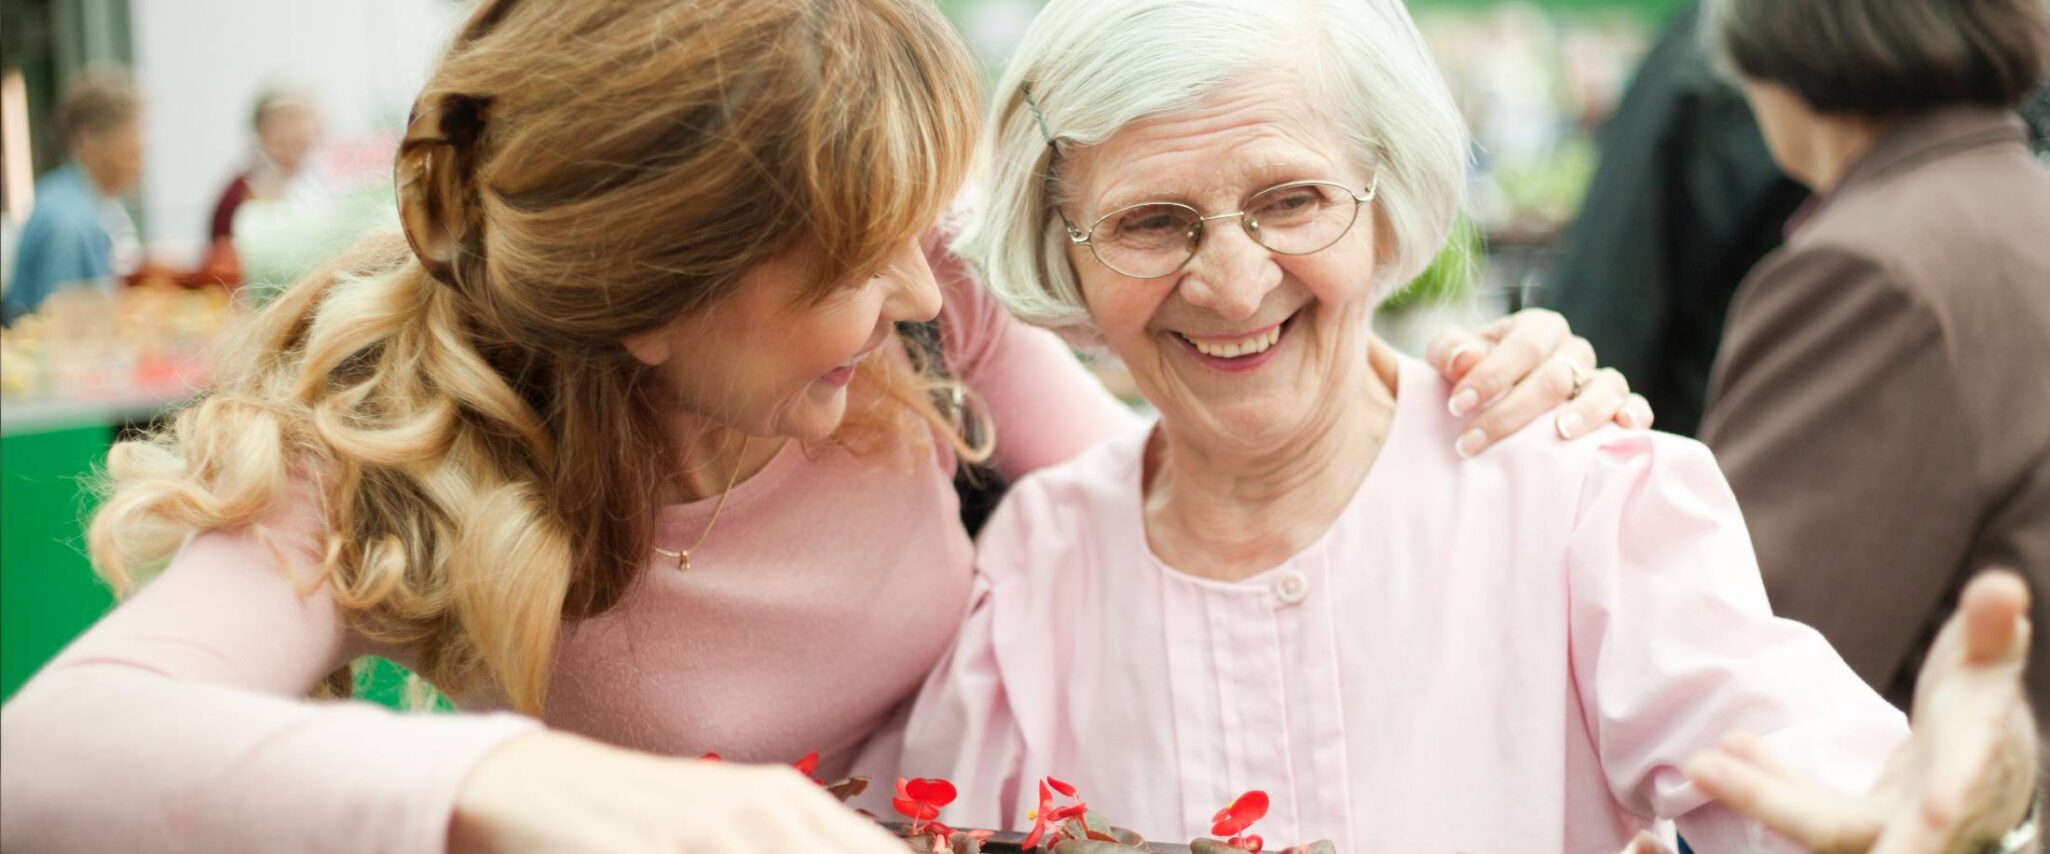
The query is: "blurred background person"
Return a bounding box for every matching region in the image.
[3,66,141,325]
[1541,2,1806,437]
[197,83,324,285]
[1548,2,2050,439]
[1697,0,2050,739]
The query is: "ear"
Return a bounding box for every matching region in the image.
[623,324,674,367]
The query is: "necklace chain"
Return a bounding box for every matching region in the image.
[653,435,753,573]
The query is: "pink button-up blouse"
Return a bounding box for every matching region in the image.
[890,355,1908,853]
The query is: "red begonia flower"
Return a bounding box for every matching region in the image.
[892,777,958,827]
[1210,790,1269,837]
[1021,777,1090,849]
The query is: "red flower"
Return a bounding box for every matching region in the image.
[1020,777,1089,849]
[1210,790,1269,852]
[699,752,722,761]
[791,752,820,780]
[1210,790,1268,837]
[892,777,958,834]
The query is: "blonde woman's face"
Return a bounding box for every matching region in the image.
[1063,77,1383,455]
[626,237,942,442]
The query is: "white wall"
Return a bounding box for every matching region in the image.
[131,0,463,265]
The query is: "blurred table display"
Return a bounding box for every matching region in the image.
[2,280,228,435]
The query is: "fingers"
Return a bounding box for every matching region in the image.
[1869,789,1960,854]
[1912,574,2036,842]
[1685,737,1878,853]
[1960,570,2031,666]
[1454,356,1583,456]
[1550,367,1635,440]
[1621,393,1654,430]
[1425,326,1488,383]
[1446,309,1573,421]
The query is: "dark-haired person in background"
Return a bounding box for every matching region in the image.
[1547,3,2050,439]
[3,68,143,325]
[1542,3,1808,438]
[1699,0,2050,754]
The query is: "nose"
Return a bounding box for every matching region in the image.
[1177,218,1279,323]
[883,240,943,325]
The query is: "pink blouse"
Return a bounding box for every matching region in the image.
[0,240,1139,853]
[891,355,1908,853]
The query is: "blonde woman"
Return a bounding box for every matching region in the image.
[0,1,1640,851]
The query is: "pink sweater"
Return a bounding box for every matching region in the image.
[892,355,1908,852]
[0,243,1139,854]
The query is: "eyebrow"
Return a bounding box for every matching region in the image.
[1093,158,1332,216]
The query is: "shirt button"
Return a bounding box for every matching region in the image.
[1272,570,1310,607]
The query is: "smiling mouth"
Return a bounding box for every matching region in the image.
[1173,312,1298,360]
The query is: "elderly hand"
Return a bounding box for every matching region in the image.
[1424,308,1653,457]
[1686,571,2039,854]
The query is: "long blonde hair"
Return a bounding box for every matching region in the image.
[88,0,984,714]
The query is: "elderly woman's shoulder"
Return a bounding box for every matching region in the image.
[976,423,1153,552]
[1483,418,1720,491]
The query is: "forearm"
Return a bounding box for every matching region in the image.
[1,656,539,853]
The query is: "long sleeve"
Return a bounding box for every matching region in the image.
[0,519,540,853]
[928,239,1140,481]
[1699,246,1984,709]
[1564,431,1908,851]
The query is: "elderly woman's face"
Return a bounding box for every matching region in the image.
[1063,77,1383,451]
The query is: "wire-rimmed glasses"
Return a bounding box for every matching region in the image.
[1059,176,1380,279]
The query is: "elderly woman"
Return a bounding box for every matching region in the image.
[887,0,2041,851]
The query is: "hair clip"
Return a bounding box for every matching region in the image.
[1020,84,1057,147]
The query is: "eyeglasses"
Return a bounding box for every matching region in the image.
[1058,176,1379,280]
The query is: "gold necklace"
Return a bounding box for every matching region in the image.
[653,435,752,573]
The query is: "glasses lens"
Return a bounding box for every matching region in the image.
[1246,183,1357,255]
[1091,203,1199,278]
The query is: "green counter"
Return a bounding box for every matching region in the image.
[0,413,426,709]
[0,424,117,701]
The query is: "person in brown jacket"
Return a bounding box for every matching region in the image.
[1699,0,2050,754]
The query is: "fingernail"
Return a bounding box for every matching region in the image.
[1555,411,1585,439]
[1445,344,1478,373]
[1448,387,1479,417]
[1618,409,1639,429]
[1455,429,1486,458]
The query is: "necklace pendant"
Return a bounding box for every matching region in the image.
[677,552,691,573]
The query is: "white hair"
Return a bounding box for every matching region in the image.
[956,0,1471,335]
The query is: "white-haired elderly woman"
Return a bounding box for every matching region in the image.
[881,1,2041,851]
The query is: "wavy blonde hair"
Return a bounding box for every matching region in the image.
[88,0,985,714]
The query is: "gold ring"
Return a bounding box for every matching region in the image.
[1564,360,1590,400]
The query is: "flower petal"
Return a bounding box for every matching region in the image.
[904,777,958,807]
[1231,791,1270,825]
[1047,777,1078,797]
[892,797,940,821]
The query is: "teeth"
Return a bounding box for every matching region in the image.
[1187,325,1282,359]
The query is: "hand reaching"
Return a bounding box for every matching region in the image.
[1687,571,2038,853]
